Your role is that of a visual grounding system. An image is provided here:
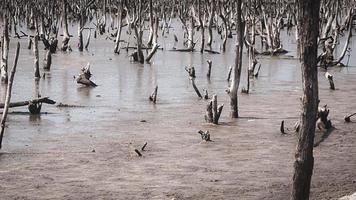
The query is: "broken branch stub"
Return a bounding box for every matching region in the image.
[226,66,232,81]
[280,120,286,134]
[317,105,332,130]
[185,66,202,98]
[325,72,335,90]
[206,60,212,78]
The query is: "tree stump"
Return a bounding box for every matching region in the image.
[205,95,223,124]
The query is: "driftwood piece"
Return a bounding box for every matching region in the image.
[344,112,356,122]
[0,42,20,149]
[205,94,223,124]
[325,72,335,90]
[198,130,211,141]
[76,63,97,87]
[149,85,158,103]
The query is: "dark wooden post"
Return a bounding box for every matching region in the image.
[292,0,320,199]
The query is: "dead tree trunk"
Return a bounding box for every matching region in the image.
[146,12,159,62]
[61,0,70,51]
[207,0,215,46]
[0,42,20,149]
[227,0,243,118]
[114,1,123,54]
[147,0,154,47]
[33,36,41,79]
[1,17,10,83]
[43,50,52,70]
[291,0,320,199]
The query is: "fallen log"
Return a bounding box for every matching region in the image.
[0,97,56,109]
[204,49,220,54]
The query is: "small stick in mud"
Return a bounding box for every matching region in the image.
[198,130,211,141]
[280,120,286,134]
[149,85,158,103]
[325,72,335,90]
[206,60,212,78]
[226,66,232,81]
[134,149,142,157]
[141,142,148,151]
[344,112,356,122]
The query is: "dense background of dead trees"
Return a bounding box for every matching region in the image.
[1,0,356,197]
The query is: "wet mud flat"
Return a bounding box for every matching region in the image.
[0,26,355,199]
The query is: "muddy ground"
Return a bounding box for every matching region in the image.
[0,23,355,199]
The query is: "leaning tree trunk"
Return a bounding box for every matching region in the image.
[0,42,20,149]
[291,0,320,200]
[228,0,243,118]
